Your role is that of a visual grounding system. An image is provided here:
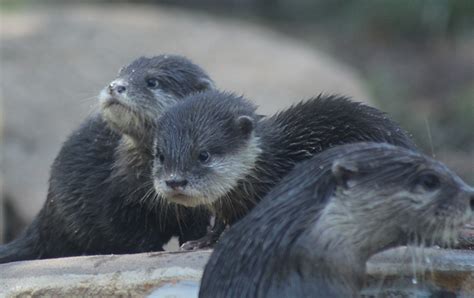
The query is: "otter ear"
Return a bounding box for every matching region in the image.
[331,160,358,189]
[196,78,215,91]
[236,115,254,136]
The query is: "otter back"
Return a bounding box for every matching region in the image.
[200,142,474,297]
[153,91,416,231]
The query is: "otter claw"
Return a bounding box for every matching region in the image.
[180,225,224,250]
[180,237,215,251]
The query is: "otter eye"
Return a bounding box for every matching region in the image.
[414,173,440,192]
[146,78,160,89]
[159,154,165,164]
[198,151,211,163]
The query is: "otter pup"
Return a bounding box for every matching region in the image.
[199,142,474,298]
[0,55,213,264]
[152,90,416,248]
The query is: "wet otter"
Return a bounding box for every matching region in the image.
[0,55,213,264]
[152,90,416,248]
[99,55,213,143]
[199,142,474,298]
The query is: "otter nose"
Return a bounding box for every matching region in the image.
[108,80,127,95]
[166,179,188,190]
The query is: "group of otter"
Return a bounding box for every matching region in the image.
[1,55,473,297]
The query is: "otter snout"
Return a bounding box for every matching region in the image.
[153,174,206,207]
[165,179,189,190]
[108,79,128,96]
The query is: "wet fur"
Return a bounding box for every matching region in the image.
[153,92,262,209]
[154,91,417,226]
[216,94,417,224]
[200,143,474,297]
[100,55,214,143]
[0,55,213,263]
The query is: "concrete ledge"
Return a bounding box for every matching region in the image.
[0,250,211,297]
[1,248,473,297]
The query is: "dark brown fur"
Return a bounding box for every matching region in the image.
[0,55,213,263]
[152,90,417,248]
[200,143,474,297]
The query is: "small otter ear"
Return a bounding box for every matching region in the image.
[331,160,358,189]
[197,78,215,91]
[236,115,254,136]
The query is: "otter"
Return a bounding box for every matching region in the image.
[152,90,417,249]
[199,142,474,298]
[0,55,213,264]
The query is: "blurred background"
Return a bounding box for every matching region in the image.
[0,0,473,243]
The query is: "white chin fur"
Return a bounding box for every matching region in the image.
[98,87,132,109]
[166,195,214,208]
[154,180,216,207]
[99,91,143,134]
[102,104,135,127]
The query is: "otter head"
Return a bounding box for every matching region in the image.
[152,90,261,207]
[99,55,214,141]
[316,143,474,260]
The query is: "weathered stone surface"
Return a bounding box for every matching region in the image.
[1,248,473,297]
[0,250,211,297]
[0,4,371,227]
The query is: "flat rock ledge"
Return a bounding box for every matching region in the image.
[1,248,473,297]
[0,250,209,297]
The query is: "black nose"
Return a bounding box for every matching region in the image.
[166,179,188,190]
[108,83,126,94]
[470,194,474,211]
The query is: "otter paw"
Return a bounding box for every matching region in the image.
[180,237,216,251]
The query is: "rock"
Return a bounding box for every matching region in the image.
[1,4,371,229]
[0,250,210,297]
[1,248,473,297]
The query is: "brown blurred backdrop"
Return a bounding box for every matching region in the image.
[1,0,473,243]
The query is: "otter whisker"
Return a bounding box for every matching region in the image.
[128,179,153,198]
[78,95,99,104]
[138,186,156,206]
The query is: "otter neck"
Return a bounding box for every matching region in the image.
[212,119,320,224]
[289,225,365,296]
[114,134,153,177]
[302,216,366,294]
[313,193,402,263]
